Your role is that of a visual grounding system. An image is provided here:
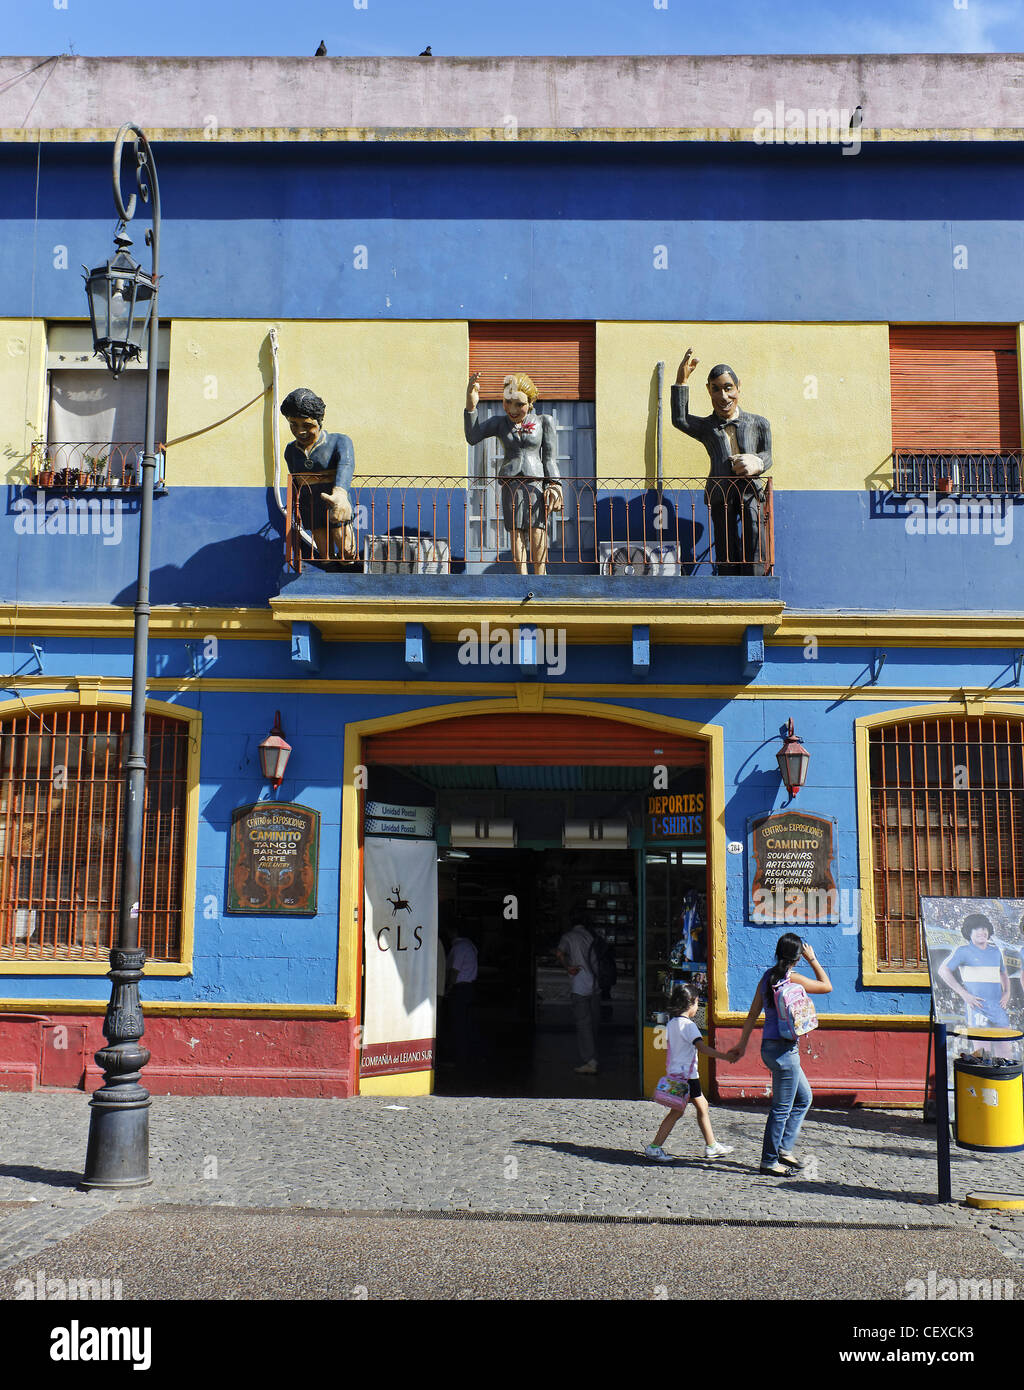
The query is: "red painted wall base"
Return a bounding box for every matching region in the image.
[0,1014,358,1098]
[0,1015,926,1104]
[712,1025,931,1107]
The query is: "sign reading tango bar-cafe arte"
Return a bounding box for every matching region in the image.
[226,802,319,915]
[749,811,839,925]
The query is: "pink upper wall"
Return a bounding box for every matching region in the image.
[0,53,1022,136]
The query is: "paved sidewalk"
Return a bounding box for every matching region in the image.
[2,1092,1024,1273]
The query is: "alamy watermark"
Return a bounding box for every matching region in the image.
[905,1270,1015,1300]
[752,885,862,934]
[11,1269,123,1300]
[13,497,123,546]
[904,493,1013,545]
[753,102,862,156]
[457,620,566,677]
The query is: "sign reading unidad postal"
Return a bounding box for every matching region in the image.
[226,802,319,915]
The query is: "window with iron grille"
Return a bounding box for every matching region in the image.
[869,716,1024,970]
[0,707,189,964]
[889,327,1022,493]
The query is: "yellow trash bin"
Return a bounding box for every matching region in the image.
[953,1029,1024,1154]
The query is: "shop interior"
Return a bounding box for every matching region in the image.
[364,764,707,1099]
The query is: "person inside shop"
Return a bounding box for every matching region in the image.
[445,925,480,1072]
[670,348,772,576]
[463,369,563,575]
[280,386,357,564]
[556,920,600,1075]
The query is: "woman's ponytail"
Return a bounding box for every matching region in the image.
[767,932,803,993]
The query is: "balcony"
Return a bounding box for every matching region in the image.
[274,472,781,648]
[30,441,167,492]
[891,450,1024,496]
[283,472,774,580]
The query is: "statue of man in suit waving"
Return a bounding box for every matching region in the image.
[671,348,772,576]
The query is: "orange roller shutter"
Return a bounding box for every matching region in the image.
[469,322,596,400]
[890,326,1021,451]
[364,714,703,767]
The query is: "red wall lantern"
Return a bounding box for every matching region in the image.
[258,711,292,788]
[776,718,810,796]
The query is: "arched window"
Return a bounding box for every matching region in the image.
[0,707,189,963]
[869,714,1024,970]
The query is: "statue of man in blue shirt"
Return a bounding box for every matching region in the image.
[281,387,356,561]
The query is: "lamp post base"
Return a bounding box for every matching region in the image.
[81,1096,153,1189]
[81,945,153,1190]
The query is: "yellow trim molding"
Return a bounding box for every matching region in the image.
[713,1011,931,1029]
[855,700,1024,989]
[4,126,1021,145]
[0,606,283,639]
[0,692,201,981]
[2,603,1024,649]
[0,999,350,1017]
[271,594,786,644]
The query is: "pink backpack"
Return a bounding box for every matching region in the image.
[772,972,818,1040]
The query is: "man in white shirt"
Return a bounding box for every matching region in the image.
[556,922,600,1075]
[446,933,479,1069]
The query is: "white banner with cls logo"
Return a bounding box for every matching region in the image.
[362,837,437,1076]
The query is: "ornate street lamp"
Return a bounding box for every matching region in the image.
[81,124,161,1190]
[776,718,811,797]
[258,712,292,789]
[83,233,156,378]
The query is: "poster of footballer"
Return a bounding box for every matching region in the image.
[920,896,1024,1032]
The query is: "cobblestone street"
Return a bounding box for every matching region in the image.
[2,1092,1024,1286]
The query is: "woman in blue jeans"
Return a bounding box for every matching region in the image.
[729,933,832,1175]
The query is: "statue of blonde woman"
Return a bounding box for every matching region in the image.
[464,370,563,575]
[281,387,356,562]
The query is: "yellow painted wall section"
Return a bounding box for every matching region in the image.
[166,320,469,487]
[0,321,47,483]
[595,322,893,490]
[359,1070,434,1097]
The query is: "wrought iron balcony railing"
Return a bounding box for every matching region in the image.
[30,441,167,491]
[892,450,1024,495]
[285,473,774,577]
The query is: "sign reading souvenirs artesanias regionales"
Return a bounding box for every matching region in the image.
[226,802,319,915]
[748,810,839,924]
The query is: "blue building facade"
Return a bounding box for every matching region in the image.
[0,55,1021,1099]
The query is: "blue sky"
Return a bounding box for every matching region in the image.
[6,0,1024,57]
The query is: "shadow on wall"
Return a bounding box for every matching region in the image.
[114,490,286,607]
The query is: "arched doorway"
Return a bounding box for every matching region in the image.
[357,707,714,1098]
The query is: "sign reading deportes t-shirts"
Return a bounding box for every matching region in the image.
[646,793,704,839]
[362,837,438,1078]
[226,802,319,914]
[749,811,839,924]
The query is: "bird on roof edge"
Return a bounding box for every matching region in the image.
[419,45,432,56]
[315,40,327,57]
[850,105,863,129]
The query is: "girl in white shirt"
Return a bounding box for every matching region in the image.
[645,983,735,1162]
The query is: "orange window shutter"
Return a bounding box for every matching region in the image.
[469,322,596,400]
[889,326,1021,451]
[365,714,703,767]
